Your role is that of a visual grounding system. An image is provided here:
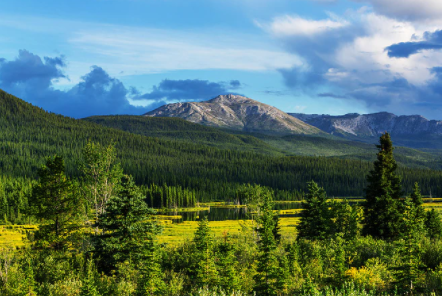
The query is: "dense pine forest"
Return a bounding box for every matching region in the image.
[4,89,442,295]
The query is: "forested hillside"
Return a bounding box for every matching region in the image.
[2,89,442,201]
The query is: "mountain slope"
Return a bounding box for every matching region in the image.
[85,115,442,170]
[291,112,442,149]
[83,115,284,156]
[144,94,323,135]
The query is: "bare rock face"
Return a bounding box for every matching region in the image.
[290,112,442,137]
[144,94,323,135]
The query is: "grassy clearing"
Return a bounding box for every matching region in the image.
[157,217,299,245]
[0,225,37,249]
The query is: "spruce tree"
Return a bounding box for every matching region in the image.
[253,190,281,296]
[410,182,425,222]
[297,181,330,240]
[216,234,240,293]
[93,175,162,273]
[192,218,219,289]
[425,209,442,240]
[30,156,81,250]
[80,256,100,296]
[395,194,424,292]
[363,133,403,239]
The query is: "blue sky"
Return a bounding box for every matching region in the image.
[1,0,442,119]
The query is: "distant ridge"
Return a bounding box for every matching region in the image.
[290,112,442,137]
[144,94,323,135]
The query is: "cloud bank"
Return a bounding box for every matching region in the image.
[259,10,442,119]
[0,50,241,118]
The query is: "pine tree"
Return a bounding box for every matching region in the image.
[329,199,361,240]
[297,181,330,240]
[29,156,81,250]
[410,182,426,222]
[80,256,100,296]
[425,209,442,240]
[395,194,424,292]
[192,218,219,289]
[216,234,240,293]
[363,133,403,239]
[93,175,162,273]
[135,239,165,296]
[253,190,281,296]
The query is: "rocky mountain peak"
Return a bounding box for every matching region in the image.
[144,95,323,135]
[208,94,257,105]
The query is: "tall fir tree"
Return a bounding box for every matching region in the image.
[30,156,81,250]
[297,181,330,240]
[425,209,442,240]
[395,193,425,292]
[253,189,284,296]
[93,175,162,274]
[216,233,241,293]
[363,133,403,239]
[192,217,219,289]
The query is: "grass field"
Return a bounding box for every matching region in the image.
[1,199,441,249]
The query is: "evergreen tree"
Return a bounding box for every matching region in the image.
[363,133,403,239]
[410,182,426,222]
[93,175,161,273]
[135,240,165,296]
[297,181,330,240]
[253,190,282,296]
[80,256,100,296]
[329,199,361,240]
[395,195,424,292]
[425,209,442,240]
[192,218,218,289]
[216,234,240,293]
[29,156,81,250]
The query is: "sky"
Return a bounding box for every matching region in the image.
[1,0,442,119]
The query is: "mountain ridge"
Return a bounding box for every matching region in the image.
[144,94,324,135]
[290,112,442,137]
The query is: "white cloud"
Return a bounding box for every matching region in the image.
[258,15,349,37]
[69,27,303,76]
[355,0,442,22]
[0,14,303,85]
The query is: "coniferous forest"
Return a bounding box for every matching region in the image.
[3,89,442,295]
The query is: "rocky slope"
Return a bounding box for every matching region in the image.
[290,112,442,137]
[144,95,323,135]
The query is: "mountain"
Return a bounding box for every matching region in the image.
[3,88,442,198]
[144,94,323,135]
[84,115,285,156]
[290,112,442,149]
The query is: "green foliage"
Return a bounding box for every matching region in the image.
[394,191,425,292]
[216,235,241,293]
[425,209,442,240]
[329,199,362,241]
[80,256,100,296]
[297,181,331,240]
[93,175,161,273]
[192,218,219,289]
[142,183,197,208]
[80,141,123,222]
[2,89,442,207]
[253,189,286,296]
[363,133,404,239]
[29,156,81,250]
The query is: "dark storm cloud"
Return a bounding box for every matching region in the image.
[136,79,240,102]
[385,30,442,58]
[0,50,147,118]
[0,50,243,118]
